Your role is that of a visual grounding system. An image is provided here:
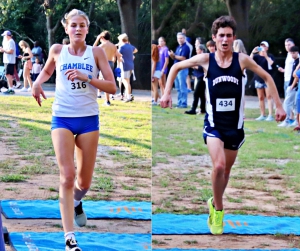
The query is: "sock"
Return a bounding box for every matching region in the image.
[64,232,75,242]
[74,199,81,207]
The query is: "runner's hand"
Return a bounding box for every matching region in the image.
[275,107,286,122]
[160,93,172,109]
[32,83,47,107]
[65,69,87,82]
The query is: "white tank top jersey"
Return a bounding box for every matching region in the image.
[52,45,99,117]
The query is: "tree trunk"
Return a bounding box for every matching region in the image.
[46,14,54,49]
[151,0,181,40]
[117,0,142,47]
[117,0,148,90]
[44,0,74,49]
[225,0,251,51]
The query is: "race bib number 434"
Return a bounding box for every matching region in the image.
[216,98,235,112]
[70,81,89,94]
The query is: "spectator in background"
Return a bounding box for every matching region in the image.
[168,32,190,108]
[0,30,16,95]
[233,39,248,118]
[251,41,275,121]
[185,44,206,115]
[18,40,33,92]
[278,38,296,97]
[118,33,138,102]
[151,43,161,105]
[62,37,70,45]
[291,66,300,130]
[93,30,121,106]
[182,28,193,92]
[158,36,169,97]
[206,40,216,53]
[32,57,43,81]
[195,37,202,51]
[278,45,299,127]
[12,35,21,88]
[31,41,42,65]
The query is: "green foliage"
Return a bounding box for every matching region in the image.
[138,0,151,53]
[154,0,300,57]
[153,0,227,50]
[0,0,148,53]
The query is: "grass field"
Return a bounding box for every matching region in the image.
[152,105,300,215]
[0,96,151,201]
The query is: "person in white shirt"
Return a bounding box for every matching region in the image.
[32,57,43,81]
[31,9,116,251]
[278,38,296,97]
[0,30,16,94]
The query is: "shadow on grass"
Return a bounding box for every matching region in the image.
[1,114,151,152]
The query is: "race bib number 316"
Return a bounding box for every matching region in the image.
[70,81,89,94]
[216,98,235,112]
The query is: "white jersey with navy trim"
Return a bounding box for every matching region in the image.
[204,52,244,130]
[53,45,99,117]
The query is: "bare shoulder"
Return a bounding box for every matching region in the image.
[92,46,105,54]
[238,52,255,70]
[191,53,210,67]
[198,53,210,62]
[50,44,63,55]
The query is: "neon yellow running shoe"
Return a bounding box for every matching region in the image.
[207,197,214,230]
[211,209,224,235]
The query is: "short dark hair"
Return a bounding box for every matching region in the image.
[206,40,215,47]
[100,30,110,41]
[290,45,299,52]
[285,38,294,44]
[211,16,236,36]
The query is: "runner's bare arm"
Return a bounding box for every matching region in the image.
[32,44,61,105]
[160,54,209,109]
[164,54,209,95]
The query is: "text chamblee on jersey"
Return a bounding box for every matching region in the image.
[212,75,239,86]
[59,63,94,72]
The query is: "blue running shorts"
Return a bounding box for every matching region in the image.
[51,115,99,135]
[203,125,245,150]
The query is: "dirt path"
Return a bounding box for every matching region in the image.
[0,125,151,250]
[152,155,300,249]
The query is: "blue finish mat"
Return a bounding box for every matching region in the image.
[153,249,300,251]
[10,232,151,251]
[152,214,300,235]
[1,200,151,220]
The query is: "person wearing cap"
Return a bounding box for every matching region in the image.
[250,40,275,121]
[117,33,138,102]
[0,30,16,94]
